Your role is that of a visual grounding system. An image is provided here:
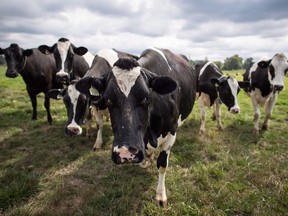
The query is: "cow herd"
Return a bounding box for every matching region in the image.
[0,38,287,206]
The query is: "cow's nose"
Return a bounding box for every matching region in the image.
[274,85,284,92]
[230,107,240,114]
[65,126,82,136]
[6,71,18,78]
[112,145,144,164]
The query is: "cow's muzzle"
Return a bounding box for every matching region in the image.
[6,71,18,78]
[273,85,284,92]
[56,72,70,84]
[65,126,82,136]
[112,145,144,164]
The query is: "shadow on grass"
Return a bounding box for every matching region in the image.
[0,111,157,215]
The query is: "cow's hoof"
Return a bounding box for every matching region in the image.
[93,145,101,151]
[262,125,268,130]
[253,128,259,136]
[157,199,167,208]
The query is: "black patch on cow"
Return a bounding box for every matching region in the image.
[58,37,69,42]
[114,58,139,70]
[157,151,168,169]
[269,65,275,80]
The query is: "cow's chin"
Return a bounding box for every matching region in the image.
[112,145,145,164]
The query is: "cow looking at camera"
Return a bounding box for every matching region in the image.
[75,48,197,206]
[38,37,94,84]
[240,53,288,135]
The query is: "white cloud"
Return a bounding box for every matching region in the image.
[0,0,288,61]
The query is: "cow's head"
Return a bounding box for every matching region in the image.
[258,53,288,92]
[75,58,177,164]
[211,76,244,114]
[47,82,89,136]
[38,38,88,84]
[0,44,33,78]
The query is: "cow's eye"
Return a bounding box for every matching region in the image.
[141,96,151,105]
[106,98,113,107]
[285,68,288,75]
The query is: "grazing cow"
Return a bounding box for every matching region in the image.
[0,43,62,124]
[75,48,197,205]
[240,53,288,135]
[38,38,94,84]
[47,48,138,150]
[195,61,248,134]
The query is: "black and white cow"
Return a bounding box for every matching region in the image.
[38,38,94,84]
[195,61,248,134]
[47,48,138,150]
[240,53,288,135]
[0,43,62,124]
[75,48,197,205]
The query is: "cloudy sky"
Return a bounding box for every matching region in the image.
[0,0,288,62]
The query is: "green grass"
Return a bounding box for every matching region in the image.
[0,65,287,215]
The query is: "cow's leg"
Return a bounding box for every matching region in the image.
[214,99,223,130]
[85,106,93,138]
[140,144,156,168]
[28,91,37,121]
[92,107,104,151]
[251,97,260,135]
[262,94,277,130]
[199,95,206,134]
[44,96,52,124]
[156,133,176,207]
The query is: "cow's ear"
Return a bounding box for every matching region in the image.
[75,76,104,101]
[0,48,5,55]
[210,77,220,87]
[38,44,55,55]
[238,81,250,89]
[258,59,271,68]
[46,89,66,100]
[73,46,88,56]
[150,75,177,95]
[23,49,33,57]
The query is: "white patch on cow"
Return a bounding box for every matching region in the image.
[270,53,288,87]
[227,76,240,113]
[66,84,82,134]
[250,88,271,106]
[177,115,184,127]
[83,51,95,67]
[113,146,135,163]
[56,71,67,78]
[199,61,222,79]
[150,47,172,71]
[113,65,141,97]
[57,40,71,72]
[97,49,119,67]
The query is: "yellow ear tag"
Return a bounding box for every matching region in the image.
[89,86,99,96]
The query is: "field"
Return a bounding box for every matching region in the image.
[0,65,287,216]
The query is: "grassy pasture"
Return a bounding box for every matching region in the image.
[0,65,287,215]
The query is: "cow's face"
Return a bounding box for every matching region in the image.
[47,83,88,135]
[75,58,177,164]
[0,44,32,78]
[38,38,88,84]
[258,53,288,92]
[211,76,241,114]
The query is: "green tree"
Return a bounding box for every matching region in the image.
[223,55,243,70]
[243,57,253,70]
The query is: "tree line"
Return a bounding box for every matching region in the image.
[0,54,252,70]
[190,55,253,70]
